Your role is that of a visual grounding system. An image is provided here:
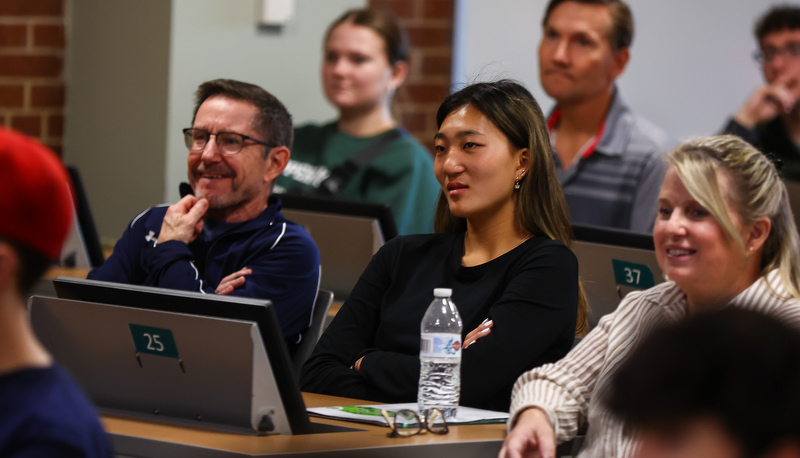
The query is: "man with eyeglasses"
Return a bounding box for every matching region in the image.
[88,79,320,350]
[538,0,671,234]
[723,5,800,181]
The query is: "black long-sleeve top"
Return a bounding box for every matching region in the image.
[300,232,579,412]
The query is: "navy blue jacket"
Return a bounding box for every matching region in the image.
[89,195,320,340]
[0,365,111,457]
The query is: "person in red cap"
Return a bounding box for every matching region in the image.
[0,127,110,456]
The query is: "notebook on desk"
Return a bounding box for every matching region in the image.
[35,277,351,436]
[572,225,665,328]
[278,194,397,299]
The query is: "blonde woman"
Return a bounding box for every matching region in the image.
[500,135,800,458]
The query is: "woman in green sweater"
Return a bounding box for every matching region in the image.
[274,7,440,235]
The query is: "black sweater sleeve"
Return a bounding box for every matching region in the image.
[458,243,578,409]
[721,118,761,146]
[300,238,406,401]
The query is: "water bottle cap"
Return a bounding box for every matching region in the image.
[433,288,452,297]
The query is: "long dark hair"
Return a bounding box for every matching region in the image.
[434,79,588,335]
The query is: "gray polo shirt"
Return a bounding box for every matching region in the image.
[550,89,671,234]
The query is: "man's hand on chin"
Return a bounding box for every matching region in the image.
[157,195,209,245]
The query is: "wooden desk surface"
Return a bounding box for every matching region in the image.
[44,266,90,280]
[102,393,507,458]
[40,271,504,456]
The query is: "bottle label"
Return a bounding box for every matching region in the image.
[420,333,461,358]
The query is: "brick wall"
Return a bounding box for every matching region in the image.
[0,0,65,156]
[0,0,448,158]
[370,0,453,153]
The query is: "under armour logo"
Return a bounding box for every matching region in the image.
[145,230,157,242]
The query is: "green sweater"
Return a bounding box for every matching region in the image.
[275,122,440,235]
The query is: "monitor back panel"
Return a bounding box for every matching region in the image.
[573,240,665,328]
[29,296,289,434]
[282,209,383,299]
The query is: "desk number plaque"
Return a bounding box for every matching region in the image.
[611,259,656,290]
[129,324,180,359]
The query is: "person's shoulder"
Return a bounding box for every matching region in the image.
[517,236,577,266]
[385,232,449,246]
[377,130,433,163]
[528,236,568,249]
[261,208,318,251]
[627,114,672,153]
[611,91,673,155]
[379,233,453,255]
[292,121,337,153]
[595,281,683,332]
[127,204,169,229]
[0,366,108,454]
[293,121,334,137]
[623,281,681,310]
[281,217,319,250]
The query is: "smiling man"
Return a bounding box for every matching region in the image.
[89,79,320,349]
[539,0,671,233]
[723,6,800,181]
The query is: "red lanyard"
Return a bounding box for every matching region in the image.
[547,108,607,160]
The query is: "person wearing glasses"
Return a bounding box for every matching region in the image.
[88,79,320,349]
[723,5,800,181]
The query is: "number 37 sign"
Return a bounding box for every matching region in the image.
[611,259,656,289]
[129,323,180,359]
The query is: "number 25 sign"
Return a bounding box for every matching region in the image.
[129,324,180,359]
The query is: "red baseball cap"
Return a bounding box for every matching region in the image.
[0,127,73,259]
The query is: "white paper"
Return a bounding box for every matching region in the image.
[307,403,509,427]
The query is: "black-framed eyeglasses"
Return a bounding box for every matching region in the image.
[753,42,800,64]
[182,128,275,155]
[380,408,449,438]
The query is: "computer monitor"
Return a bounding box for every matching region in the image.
[278,194,397,299]
[571,225,664,328]
[42,277,314,435]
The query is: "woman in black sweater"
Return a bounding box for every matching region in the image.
[301,80,587,412]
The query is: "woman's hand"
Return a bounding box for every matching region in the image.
[498,407,557,458]
[464,318,493,349]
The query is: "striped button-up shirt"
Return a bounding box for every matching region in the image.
[509,271,800,458]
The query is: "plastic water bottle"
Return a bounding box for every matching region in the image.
[418,288,463,419]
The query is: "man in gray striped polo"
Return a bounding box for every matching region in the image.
[539,0,671,233]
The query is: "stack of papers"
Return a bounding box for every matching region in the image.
[307,403,509,427]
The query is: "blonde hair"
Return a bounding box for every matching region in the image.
[433,80,589,336]
[667,135,800,299]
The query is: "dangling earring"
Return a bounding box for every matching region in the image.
[514,177,521,190]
